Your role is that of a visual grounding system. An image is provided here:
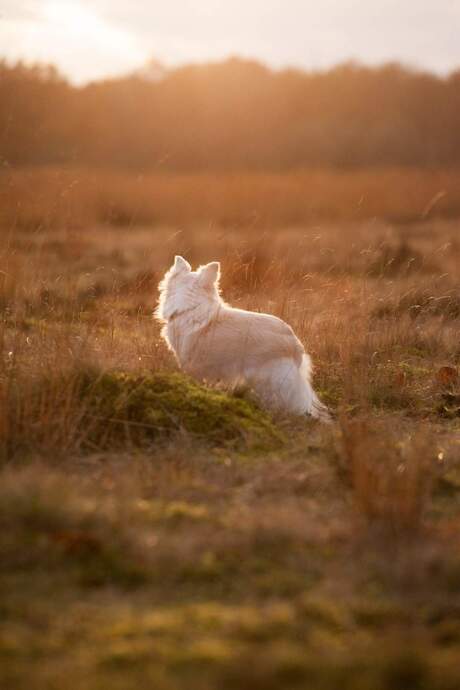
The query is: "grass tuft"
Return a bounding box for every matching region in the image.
[3,369,283,458]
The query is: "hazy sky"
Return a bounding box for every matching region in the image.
[1,0,460,84]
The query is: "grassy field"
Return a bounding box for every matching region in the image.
[2,166,460,231]
[1,168,460,689]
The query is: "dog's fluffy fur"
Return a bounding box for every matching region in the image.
[156,256,330,421]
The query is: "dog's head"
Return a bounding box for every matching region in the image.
[156,256,221,321]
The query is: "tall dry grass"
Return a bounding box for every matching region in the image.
[1,202,459,463]
[1,167,460,232]
[2,170,460,690]
[340,417,434,534]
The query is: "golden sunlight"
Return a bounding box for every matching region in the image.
[43,1,119,42]
[14,0,148,83]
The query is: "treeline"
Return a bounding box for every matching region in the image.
[1,58,460,170]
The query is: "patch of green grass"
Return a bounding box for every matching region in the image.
[351,599,412,629]
[3,456,460,690]
[81,370,284,448]
[362,362,422,413]
[435,469,460,497]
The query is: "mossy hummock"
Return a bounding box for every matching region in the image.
[75,370,283,450]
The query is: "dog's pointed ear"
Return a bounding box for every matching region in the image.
[173,255,191,273]
[198,261,220,288]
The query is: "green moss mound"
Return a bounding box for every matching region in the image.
[76,370,283,451]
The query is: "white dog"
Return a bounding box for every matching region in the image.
[156,256,330,421]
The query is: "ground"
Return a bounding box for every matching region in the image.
[1,188,460,689]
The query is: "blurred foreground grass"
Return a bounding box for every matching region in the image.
[2,419,460,690]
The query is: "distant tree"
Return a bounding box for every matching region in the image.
[1,58,460,169]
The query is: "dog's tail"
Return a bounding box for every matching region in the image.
[300,354,332,424]
[310,390,332,424]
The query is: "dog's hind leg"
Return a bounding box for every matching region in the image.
[246,356,331,421]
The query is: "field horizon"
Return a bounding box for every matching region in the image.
[3,166,460,232]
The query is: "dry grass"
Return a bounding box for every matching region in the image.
[1,169,460,689]
[340,417,434,534]
[2,166,460,231]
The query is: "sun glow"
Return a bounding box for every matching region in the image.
[1,0,458,85]
[42,1,123,44]
[43,1,111,40]
[0,0,149,84]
